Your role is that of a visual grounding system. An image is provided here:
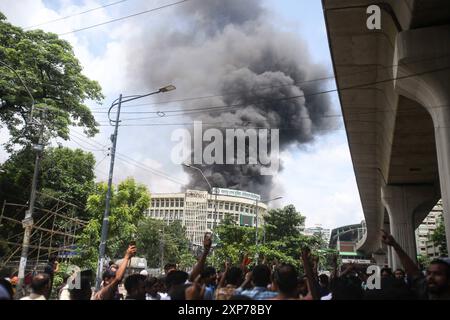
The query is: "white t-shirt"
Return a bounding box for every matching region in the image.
[20,293,46,300]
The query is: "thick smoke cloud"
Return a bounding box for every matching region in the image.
[128,0,335,198]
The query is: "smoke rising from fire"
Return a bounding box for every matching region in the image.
[128,0,336,198]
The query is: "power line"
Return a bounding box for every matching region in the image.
[92,65,450,124]
[94,154,109,170]
[69,130,188,185]
[57,0,191,36]
[89,76,337,112]
[115,155,187,186]
[69,135,107,152]
[69,131,108,149]
[24,0,131,30]
[87,53,450,112]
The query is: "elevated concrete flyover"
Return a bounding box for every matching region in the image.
[322,0,450,268]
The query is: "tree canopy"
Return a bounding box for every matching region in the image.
[431,218,448,256]
[0,12,103,152]
[0,146,96,259]
[136,218,196,270]
[210,204,326,270]
[74,178,151,270]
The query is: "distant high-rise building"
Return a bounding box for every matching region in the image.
[415,200,443,259]
[303,225,331,245]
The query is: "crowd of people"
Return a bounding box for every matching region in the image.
[0,230,449,300]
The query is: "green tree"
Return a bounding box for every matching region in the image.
[417,254,432,269]
[74,178,150,270]
[136,218,195,270]
[212,214,257,267]
[431,219,448,256]
[264,205,305,242]
[210,205,323,270]
[0,12,103,151]
[0,147,96,258]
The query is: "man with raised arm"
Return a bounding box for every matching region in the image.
[381,229,450,300]
[92,244,137,300]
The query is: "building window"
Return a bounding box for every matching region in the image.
[225,203,229,210]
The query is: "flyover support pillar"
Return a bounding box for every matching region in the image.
[394,24,450,255]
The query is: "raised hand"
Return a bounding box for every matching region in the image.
[203,233,212,252]
[126,245,137,258]
[380,229,397,247]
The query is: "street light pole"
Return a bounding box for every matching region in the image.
[95,85,175,291]
[95,94,123,291]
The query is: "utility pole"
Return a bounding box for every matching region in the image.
[15,112,45,298]
[95,94,122,291]
[0,60,38,299]
[94,85,175,291]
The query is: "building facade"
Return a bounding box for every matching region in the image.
[329,222,371,264]
[303,225,331,245]
[415,201,443,259]
[147,189,268,246]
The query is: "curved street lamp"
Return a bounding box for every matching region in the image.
[95,85,176,291]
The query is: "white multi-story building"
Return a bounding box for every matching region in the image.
[415,200,443,259]
[303,225,331,245]
[147,188,268,246]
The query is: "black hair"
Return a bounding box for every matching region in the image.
[124,274,147,293]
[164,263,177,271]
[252,265,272,287]
[201,266,216,278]
[48,254,58,263]
[225,267,243,286]
[146,276,158,288]
[319,274,330,286]
[165,271,188,289]
[381,267,393,276]
[273,264,298,295]
[102,269,116,281]
[0,278,13,299]
[394,268,405,275]
[430,259,450,278]
[31,273,50,294]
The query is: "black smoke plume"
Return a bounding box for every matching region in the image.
[128,0,336,198]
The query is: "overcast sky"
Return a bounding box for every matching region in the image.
[0,0,364,230]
